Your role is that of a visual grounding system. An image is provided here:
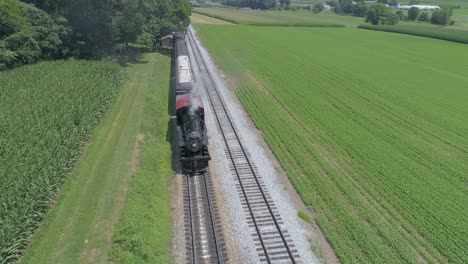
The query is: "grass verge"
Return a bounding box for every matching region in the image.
[358,24,468,44]
[297,211,313,224]
[21,53,172,263]
[109,53,173,263]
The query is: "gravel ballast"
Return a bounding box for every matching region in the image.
[184,25,337,264]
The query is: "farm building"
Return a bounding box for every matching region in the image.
[398,4,440,10]
[160,34,173,48]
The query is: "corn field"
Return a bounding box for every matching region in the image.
[0,60,122,263]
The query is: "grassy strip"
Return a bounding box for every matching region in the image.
[193,10,344,27]
[358,24,468,44]
[110,53,173,263]
[20,53,168,263]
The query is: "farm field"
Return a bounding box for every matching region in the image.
[194,24,468,263]
[19,53,174,263]
[191,12,234,25]
[0,61,122,262]
[194,7,361,26]
[195,5,468,31]
[453,8,468,28]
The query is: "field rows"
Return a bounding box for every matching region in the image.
[0,61,122,262]
[194,25,468,263]
[194,8,361,27]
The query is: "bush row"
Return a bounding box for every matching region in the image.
[357,24,468,44]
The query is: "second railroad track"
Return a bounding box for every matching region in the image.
[187,28,301,264]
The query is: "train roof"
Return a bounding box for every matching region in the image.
[176,38,189,56]
[176,95,204,111]
[174,32,185,39]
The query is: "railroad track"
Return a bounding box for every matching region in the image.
[187,28,301,264]
[183,171,226,264]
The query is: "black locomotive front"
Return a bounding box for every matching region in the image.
[176,95,210,173]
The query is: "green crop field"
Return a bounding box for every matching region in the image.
[194,24,468,263]
[0,61,122,262]
[194,7,362,27]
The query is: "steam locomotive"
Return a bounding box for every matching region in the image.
[174,32,210,173]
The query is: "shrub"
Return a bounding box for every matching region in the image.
[312,3,324,13]
[408,6,420,21]
[418,12,430,22]
[365,4,397,25]
[431,7,454,25]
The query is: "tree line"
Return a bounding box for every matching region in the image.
[329,0,454,26]
[0,0,191,70]
[220,0,277,10]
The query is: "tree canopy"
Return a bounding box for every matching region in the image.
[365,3,398,25]
[408,6,420,21]
[0,0,191,69]
[220,0,277,10]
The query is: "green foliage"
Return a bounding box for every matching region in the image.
[334,0,368,17]
[431,7,454,25]
[312,3,325,13]
[279,0,291,8]
[358,23,468,43]
[351,2,368,17]
[20,0,60,13]
[418,12,430,22]
[365,3,397,25]
[1,0,191,68]
[0,0,27,38]
[388,0,398,7]
[220,0,277,10]
[22,4,72,59]
[334,0,353,14]
[0,60,122,263]
[0,1,72,69]
[113,0,146,47]
[408,6,420,21]
[195,24,468,263]
[297,211,312,224]
[396,9,404,20]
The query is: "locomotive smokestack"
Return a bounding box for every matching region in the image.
[190,96,200,112]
